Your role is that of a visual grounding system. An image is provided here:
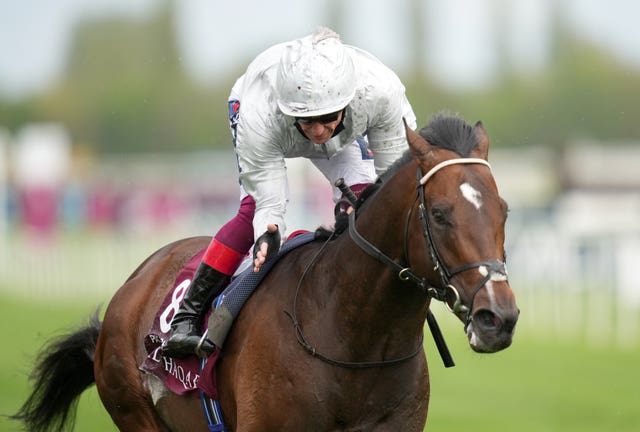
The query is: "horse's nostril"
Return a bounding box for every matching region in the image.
[475,310,500,329]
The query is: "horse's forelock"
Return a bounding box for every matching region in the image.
[418,112,479,157]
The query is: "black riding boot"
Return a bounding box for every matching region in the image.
[162,262,230,358]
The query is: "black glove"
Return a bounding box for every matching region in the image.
[253,226,281,263]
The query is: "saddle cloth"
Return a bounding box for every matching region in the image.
[139,231,316,398]
[139,247,208,396]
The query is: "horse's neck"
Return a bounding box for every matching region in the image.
[323,166,429,351]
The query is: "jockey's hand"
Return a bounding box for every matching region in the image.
[253,224,280,272]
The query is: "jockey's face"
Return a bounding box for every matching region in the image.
[295,110,343,145]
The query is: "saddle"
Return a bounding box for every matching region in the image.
[139,230,316,398]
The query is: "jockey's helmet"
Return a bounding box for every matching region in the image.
[276,27,356,118]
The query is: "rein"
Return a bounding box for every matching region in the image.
[284,231,424,369]
[285,157,506,369]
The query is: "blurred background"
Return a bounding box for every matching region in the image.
[1,0,639,431]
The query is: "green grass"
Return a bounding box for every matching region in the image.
[0,294,116,431]
[1,293,638,431]
[424,316,640,431]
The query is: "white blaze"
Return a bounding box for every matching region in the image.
[460,183,482,210]
[478,264,507,310]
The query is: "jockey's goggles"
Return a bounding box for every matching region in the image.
[294,110,342,125]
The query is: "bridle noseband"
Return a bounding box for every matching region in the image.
[349,157,508,329]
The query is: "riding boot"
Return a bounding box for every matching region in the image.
[162,262,230,358]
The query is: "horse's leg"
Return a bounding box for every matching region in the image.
[94,266,176,432]
[95,237,212,432]
[369,360,430,432]
[94,311,171,431]
[153,381,209,431]
[369,399,430,432]
[218,272,432,432]
[218,297,320,431]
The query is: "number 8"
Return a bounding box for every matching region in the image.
[159,279,191,333]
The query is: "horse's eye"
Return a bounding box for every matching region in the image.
[430,207,449,226]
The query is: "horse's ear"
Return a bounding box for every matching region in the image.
[404,118,432,156]
[472,121,490,160]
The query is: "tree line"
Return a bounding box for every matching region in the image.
[1,5,638,156]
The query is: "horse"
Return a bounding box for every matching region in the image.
[12,113,518,431]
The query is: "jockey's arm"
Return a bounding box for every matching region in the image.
[235,121,288,273]
[368,92,417,175]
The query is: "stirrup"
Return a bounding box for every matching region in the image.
[195,330,216,358]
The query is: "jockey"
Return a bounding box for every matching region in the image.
[162,27,417,358]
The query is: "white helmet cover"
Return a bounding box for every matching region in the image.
[276,27,356,117]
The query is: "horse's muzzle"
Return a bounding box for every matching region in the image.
[466,305,519,353]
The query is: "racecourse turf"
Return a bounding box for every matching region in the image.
[1,293,638,431]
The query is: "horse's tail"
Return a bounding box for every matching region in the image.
[11,311,101,432]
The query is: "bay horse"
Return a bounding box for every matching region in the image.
[13,114,518,431]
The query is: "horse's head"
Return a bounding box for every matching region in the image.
[405,115,519,353]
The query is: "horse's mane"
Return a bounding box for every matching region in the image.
[315,111,479,239]
[378,111,478,184]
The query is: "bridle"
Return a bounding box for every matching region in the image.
[286,156,508,369]
[348,157,508,330]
